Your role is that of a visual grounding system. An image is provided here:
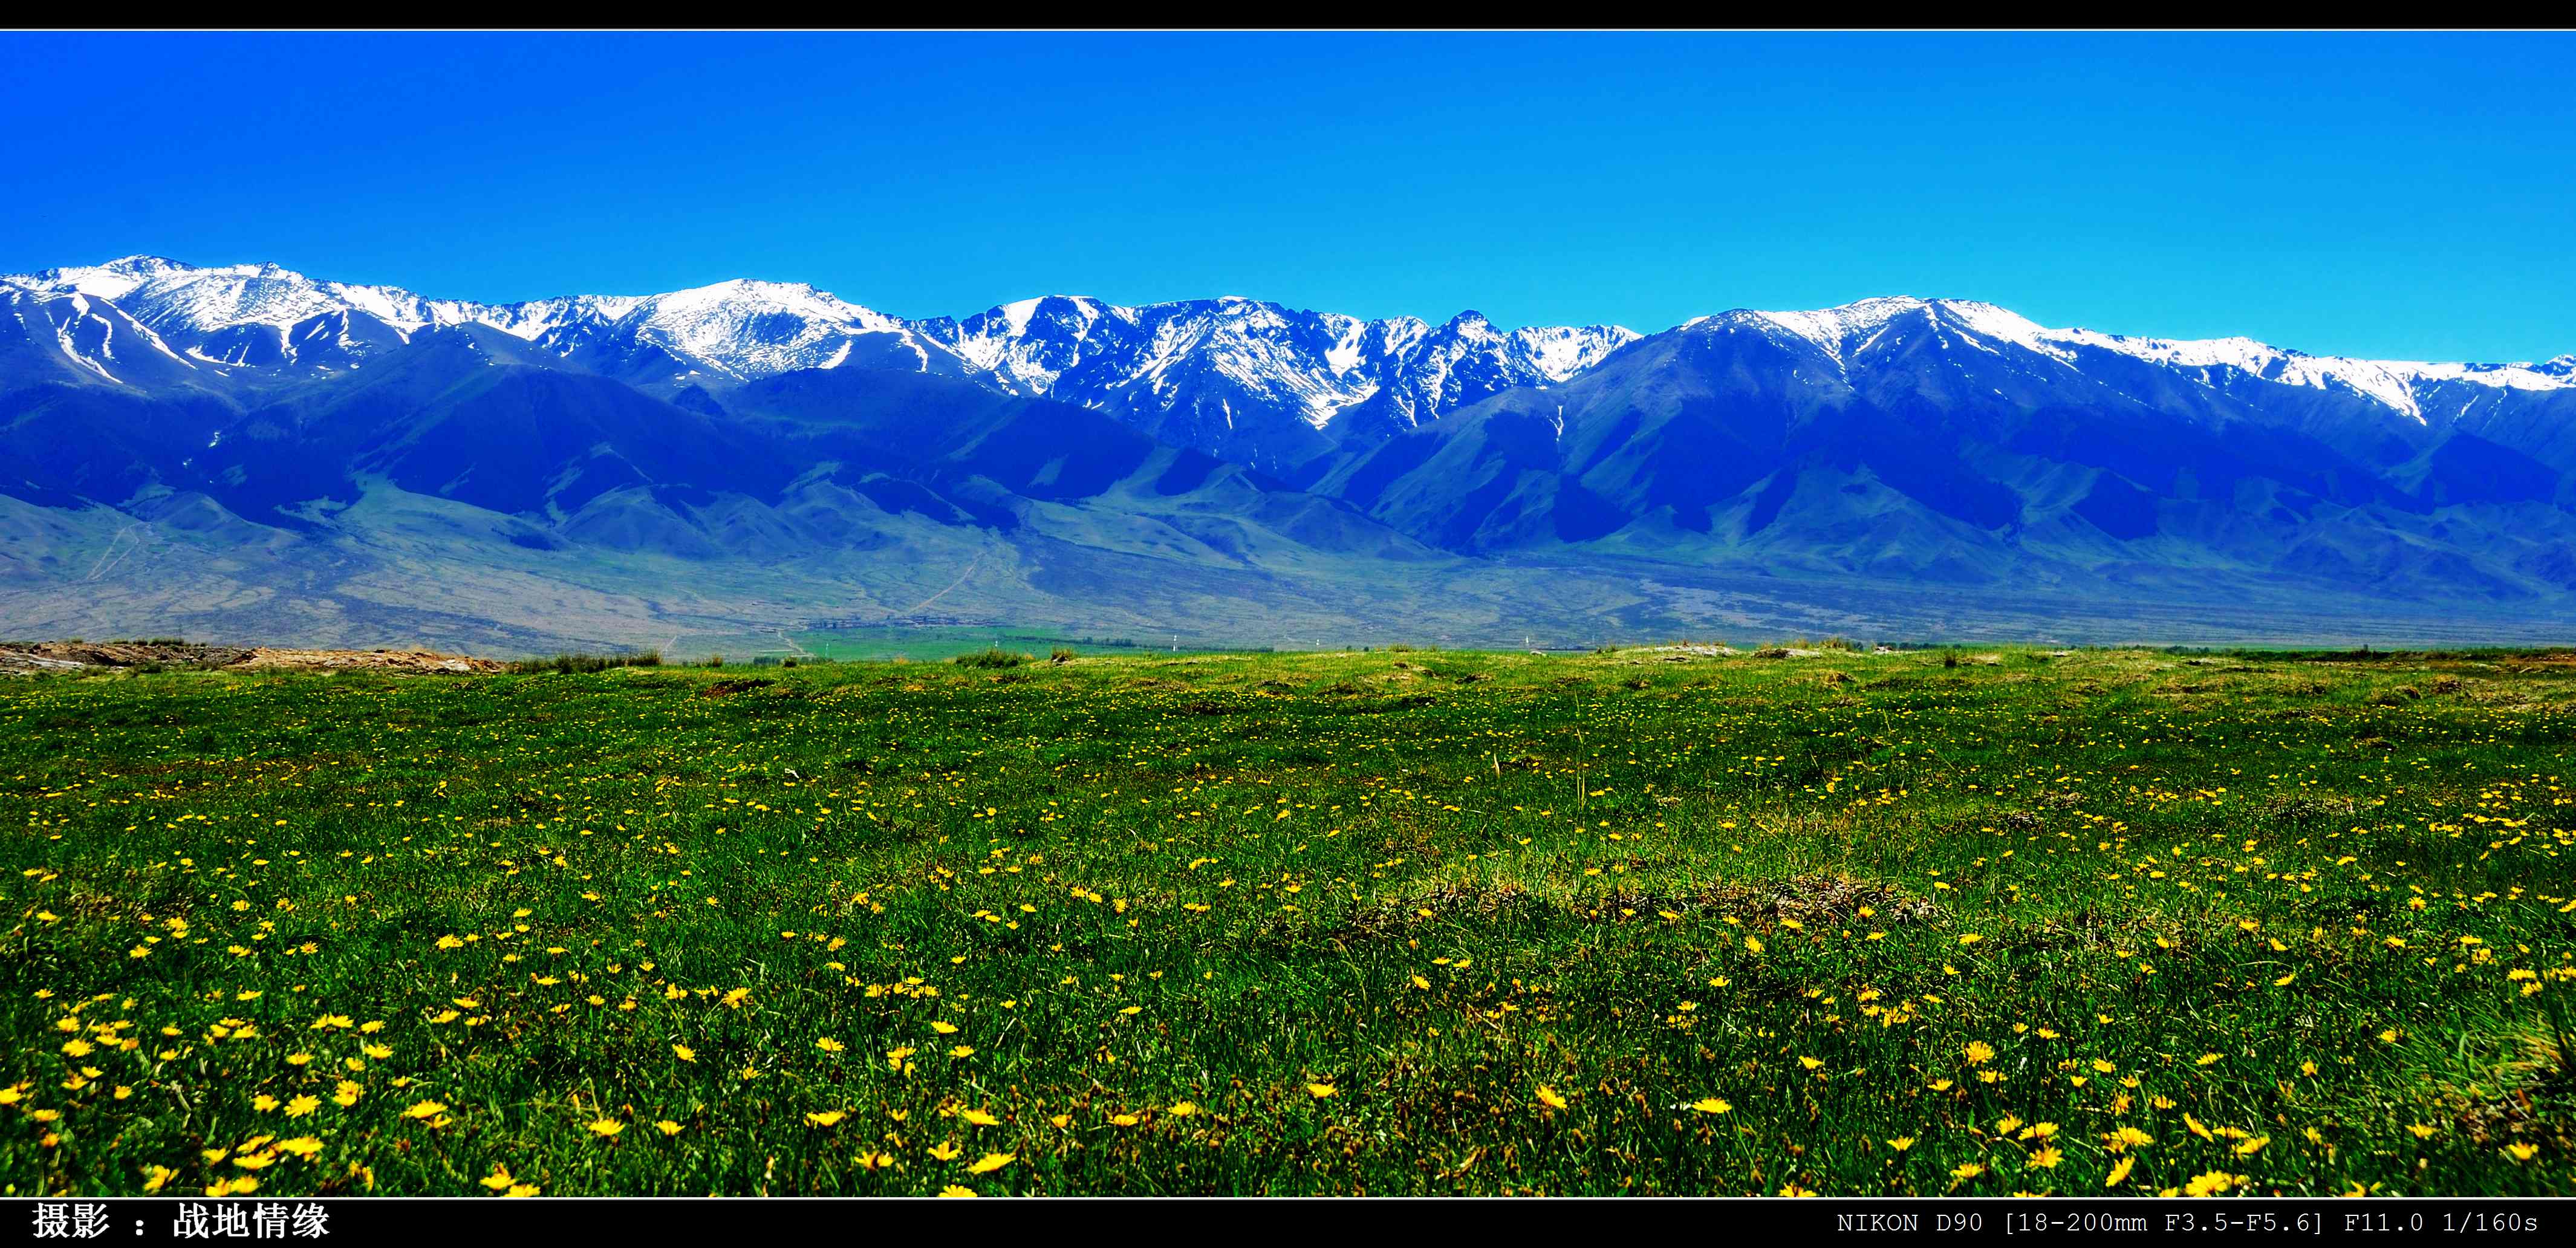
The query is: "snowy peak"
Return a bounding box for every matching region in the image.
[1507,322,1639,380]
[1711,297,2051,366]
[1695,294,2571,422]
[3,255,2560,464]
[607,279,922,380]
[0,255,1643,449]
[1363,312,1639,430]
[1740,296,1937,359]
[626,278,901,335]
[10,256,476,338]
[2029,327,2575,423]
[15,255,199,301]
[466,294,638,343]
[1445,310,1496,335]
[0,258,951,386]
[933,294,1147,398]
[912,292,1637,455]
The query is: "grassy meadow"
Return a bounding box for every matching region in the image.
[2,643,2572,1197]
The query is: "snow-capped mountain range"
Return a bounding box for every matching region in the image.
[8,253,2576,645]
[9,257,2568,472]
[0,256,1638,468]
[1699,296,2574,424]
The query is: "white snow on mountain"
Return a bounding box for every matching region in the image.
[614,279,919,380]
[4,258,2561,438]
[0,258,1639,437]
[0,258,938,382]
[1712,295,2571,423]
[1729,297,1950,366]
[1130,297,1377,427]
[925,293,1636,434]
[1514,322,1639,380]
[464,294,643,343]
[16,256,457,336]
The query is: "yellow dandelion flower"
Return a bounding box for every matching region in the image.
[2185,1170,2240,1197]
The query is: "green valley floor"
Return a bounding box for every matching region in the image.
[2,644,2571,1196]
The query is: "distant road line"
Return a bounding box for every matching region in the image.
[894,553,981,618]
[85,524,151,582]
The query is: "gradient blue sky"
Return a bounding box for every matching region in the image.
[5,31,2570,362]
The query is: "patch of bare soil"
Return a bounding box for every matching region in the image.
[1702,873,1940,927]
[0,640,253,671]
[0,640,501,675]
[231,648,504,674]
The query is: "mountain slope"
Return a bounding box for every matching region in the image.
[1,258,1636,467]
[1317,298,2576,603]
[5,257,2573,649]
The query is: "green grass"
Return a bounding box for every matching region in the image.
[2,646,2572,1197]
[790,628,1176,664]
[507,651,664,676]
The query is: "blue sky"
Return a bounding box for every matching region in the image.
[5,31,2570,362]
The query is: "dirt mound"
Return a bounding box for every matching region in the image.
[1634,644,1737,661]
[232,648,504,674]
[1702,873,1940,927]
[0,640,501,675]
[0,640,253,671]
